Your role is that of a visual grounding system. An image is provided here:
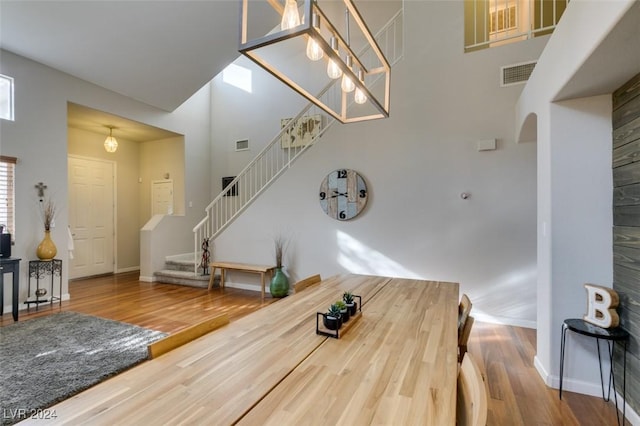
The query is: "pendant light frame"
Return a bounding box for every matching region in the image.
[239,0,390,124]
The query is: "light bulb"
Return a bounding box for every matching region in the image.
[341,75,355,93]
[326,36,342,79]
[306,13,323,61]
[306,38,324,61]
[280,0,300,30]
[104,136,118,153]
[340,55,355,92]
[104,127,118,153]
[354,69,367,104]
[327,60,342,79]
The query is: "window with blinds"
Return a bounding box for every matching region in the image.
[0,156,16,236]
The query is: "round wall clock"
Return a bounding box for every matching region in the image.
[319,169,368,220]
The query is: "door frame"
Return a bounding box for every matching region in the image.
[68,154,118,277]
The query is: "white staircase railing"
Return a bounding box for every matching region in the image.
[193,8,404,274]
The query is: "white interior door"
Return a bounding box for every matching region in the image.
[152,180,173,215]
[68,156,115,279]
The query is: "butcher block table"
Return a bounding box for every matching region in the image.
[29,275,459,426]
[237,277,460,425]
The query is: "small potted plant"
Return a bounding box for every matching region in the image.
[335,300,349,322]
[323,303,342,330]
[343,291,357,316]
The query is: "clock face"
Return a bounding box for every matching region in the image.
[319,169,368,220]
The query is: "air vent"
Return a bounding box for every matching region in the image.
[235,139,249,151]
[500,61,536,87]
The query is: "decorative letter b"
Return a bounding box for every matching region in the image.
[583,284,620,328]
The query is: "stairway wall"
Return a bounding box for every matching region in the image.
[210,1,549,327]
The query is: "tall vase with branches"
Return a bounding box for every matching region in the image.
[37,199,57,260]
[270,235,289,298]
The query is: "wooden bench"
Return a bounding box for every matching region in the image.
[208,261,276,302]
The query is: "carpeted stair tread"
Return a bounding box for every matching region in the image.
[164,259,199,272]
[154,269,216,288]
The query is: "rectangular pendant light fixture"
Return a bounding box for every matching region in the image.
[239,0,391,124]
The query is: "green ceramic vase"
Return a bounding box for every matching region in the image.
[270,267,289,298]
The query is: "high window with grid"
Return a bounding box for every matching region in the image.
[465,0,569,52]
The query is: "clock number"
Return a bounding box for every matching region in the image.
[339,210,347,220]
[337,169,347,179]
[319,191,326,200]
[359,189,367,198]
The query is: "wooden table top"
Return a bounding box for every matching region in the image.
[31,275,458,425]
[237,278,459,425]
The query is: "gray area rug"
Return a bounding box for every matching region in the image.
[0,311,166,425]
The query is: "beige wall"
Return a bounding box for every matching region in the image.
[67,126,141,271]
[139,136,186,224]
[68,129,186,272]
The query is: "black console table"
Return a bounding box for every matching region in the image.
[0,257,21,321]
[559,318,629,425]
[26,259,62,311]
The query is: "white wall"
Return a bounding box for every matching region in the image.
[210,55,307,192]
[0,49,211,309]
[211,1,548,327]
[515,0,635,399]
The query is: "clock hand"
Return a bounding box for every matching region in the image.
[331,192,349,198]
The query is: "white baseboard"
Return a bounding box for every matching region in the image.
[225,282,271,293]
[473,312,536,329]
[117,266,139,273]
[224,281,291,297]
[139,275,156,282]
[615,391,640,426]
[536,354,606,397]
[533,356,552,386]
[3,293,71,314]
[534,356,640,425]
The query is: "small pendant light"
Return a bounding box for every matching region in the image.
[104,126,118,153]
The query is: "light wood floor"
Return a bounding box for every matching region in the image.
[1,272,625,425]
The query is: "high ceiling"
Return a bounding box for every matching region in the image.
[0,0,274,112]
[0,0,399,141]
[0,0,273,141]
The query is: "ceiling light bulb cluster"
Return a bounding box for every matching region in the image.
[284,1,367,105]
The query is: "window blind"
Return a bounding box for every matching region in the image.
[0,155,16,236]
